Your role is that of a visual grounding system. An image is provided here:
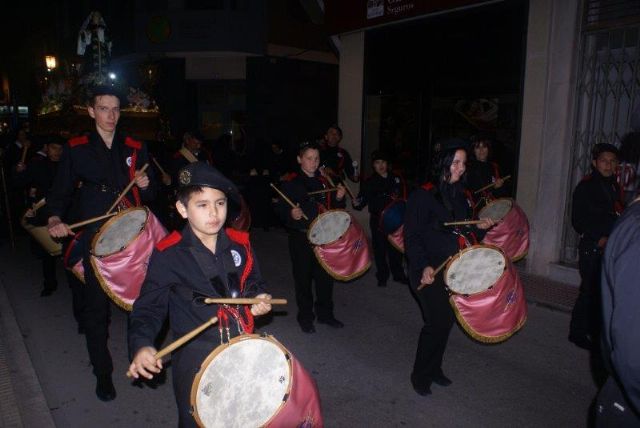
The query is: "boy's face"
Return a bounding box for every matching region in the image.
[592,151,618,177]
[88,95,120,134]
[373,159,388,176]
[47,143,64,162]
[176,187,228,239]
[324,128,341,147]
[297,148,320,176]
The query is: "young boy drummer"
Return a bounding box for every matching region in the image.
[127,162,272,427]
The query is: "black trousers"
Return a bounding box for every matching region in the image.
[596,376,640,427]
[370,217,404,282]
[412,276,455,385]
[570,245,603,340]
[288,230,335,322]
[79,232,113,377]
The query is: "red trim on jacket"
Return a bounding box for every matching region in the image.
[69,136,89,148]
[124,137,142,150]
[155,231,182,251]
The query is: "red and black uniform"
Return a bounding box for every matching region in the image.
[320,145,358,182]
[569,169,624,350]
[404,181,485,390]
[47,130,156,379]
[129,226,267,427]
[354,171,407,285]
[466,159,509,206]
[277,170,346,330]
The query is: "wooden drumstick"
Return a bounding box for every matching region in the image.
[307,188,338,196]
[323,172,355,201]
[106,163,149,215]
[126,316,219,378]
[443,220,486,226]
[474,175,511,194]
[151,156,168,176]
[203,297,288,305]
[68,212,117,230]
[32,198,46,213]
[270,183,309,220]
[417,256,453,291]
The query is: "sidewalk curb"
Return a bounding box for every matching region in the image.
[0,277,55,428]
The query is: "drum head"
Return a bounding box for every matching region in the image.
[478,198,513,221]
[308,210,351,246]
[445,246,506,295]
[93,208,148,257]
[192,336,291,428]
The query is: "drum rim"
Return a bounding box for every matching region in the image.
[379,198,407,233]
[444,244,507,295]
[477,197,514,220]
[190,334,293,428]
[307,209,352,246]
[90,206,149,258]
[21,215,63,256]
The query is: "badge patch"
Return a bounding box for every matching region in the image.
[231,249,242,267]
[126,156,132,167]
[179,169,191,185]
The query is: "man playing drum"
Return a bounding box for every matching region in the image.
[127,162,272,427]
[277,141,347,334]
[404,138,494,396]
[47,85,156,401]
[353,150,408,287]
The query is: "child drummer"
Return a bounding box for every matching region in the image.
[127,162,272,427]
[277,141,346,334]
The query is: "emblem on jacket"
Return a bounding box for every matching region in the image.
[126,156,132,167]
[231,249,242,267]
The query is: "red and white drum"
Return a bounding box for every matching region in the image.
[90,207,167,311]
[190,334,323,428]
[479,198,529,261]
[307,210,371,281]
[444,245,527,343]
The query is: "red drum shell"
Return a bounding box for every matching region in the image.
[482,201,530,261]
[450,258,527,343]
[90,207,167,311]
[312,211,371,281]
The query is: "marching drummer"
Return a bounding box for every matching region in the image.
[319,124,359,183]
[46,85,156,402]
[404,138,494,396]
[353,150,409,287]
[277,141,346,334]
[466,134,509,201]
[127,161,272,427]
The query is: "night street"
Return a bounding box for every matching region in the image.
[1,229,596,427]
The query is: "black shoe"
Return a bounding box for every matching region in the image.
[569,333,593,351]
[410,373,432,396]
[433,372,452,387]
[393,274,410,285]
[377,280,387,287]
[317,317,344,328]
[96,375,116,401]
[299,322,316,334]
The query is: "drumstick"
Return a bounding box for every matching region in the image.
[307,188,338,195]
[203,297,288,305]
[269,183,309,220]
[417,256,453,291]
[151,157,167,176]
[474,175,511,194]
[32,198,46,213]
[106,163,149,215]
[68,212,117,230]
[443,220,486,226]
[322,172,355,200]
[126,316,219,378]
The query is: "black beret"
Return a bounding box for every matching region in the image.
[178,162,241,206]
[591,143,619,160]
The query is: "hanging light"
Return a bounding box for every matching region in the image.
[45,55,57,71]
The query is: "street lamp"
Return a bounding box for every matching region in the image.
[45,55,57,72]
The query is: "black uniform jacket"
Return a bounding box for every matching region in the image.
[404,182,485,286]
[466,160,508,198]
[571,170,622,247]
[355,172,406,218]
[320,145,356,180]
[277,170,346,232]
[128,225,267,356]
[601,200,640,413]
[12,152,59,224]
[47,130,156,222]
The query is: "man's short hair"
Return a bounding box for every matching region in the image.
[592,143,619,160]
[327,125,343,137]
[88,85,123,106]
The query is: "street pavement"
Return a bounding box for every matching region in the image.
[0,228,597,427]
